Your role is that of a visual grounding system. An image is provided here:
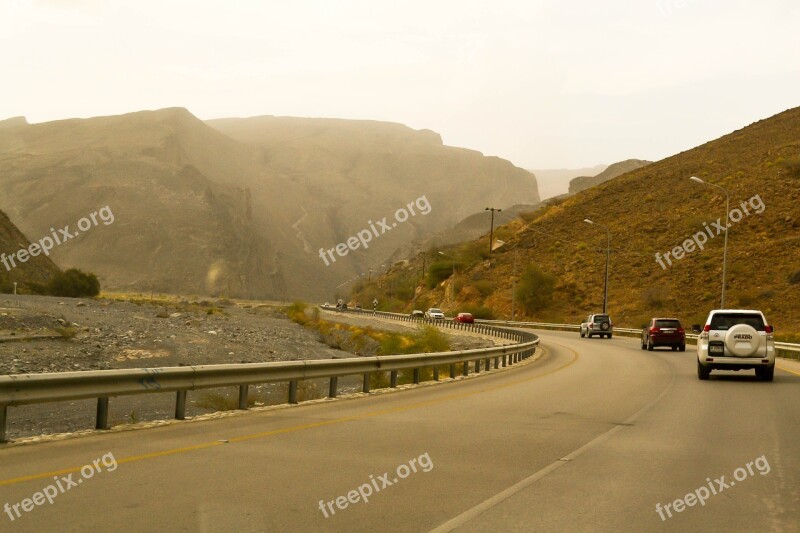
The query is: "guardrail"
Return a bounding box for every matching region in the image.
[0,310,537,443]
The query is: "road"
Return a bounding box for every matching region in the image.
[1,330,799,532]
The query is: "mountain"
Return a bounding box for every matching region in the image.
[529,165,606,199]
[0,109,539,299]
[352,106,800,329]
[568,159,652,194]
[0,208,61,292]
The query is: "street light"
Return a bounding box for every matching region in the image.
[690,176,730,307]
[583,218,610,314]
[485,207,502,256]
[438,251,455,303]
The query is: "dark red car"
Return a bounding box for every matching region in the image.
[454,312,475,323]
[641,318,686,351]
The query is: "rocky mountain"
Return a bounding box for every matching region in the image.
[0,208,61,293]
[568,159,652,194]
[0,109,539,299]
[529,165,606,199]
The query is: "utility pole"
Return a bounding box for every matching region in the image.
[511,247,517,321]
[485,207,502,256]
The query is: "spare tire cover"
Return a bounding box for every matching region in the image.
[724,324,760,357]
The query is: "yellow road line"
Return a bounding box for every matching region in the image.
[0,346,579,487]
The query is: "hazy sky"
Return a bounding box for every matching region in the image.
[2,0,798,168]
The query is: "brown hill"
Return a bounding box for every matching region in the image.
[0,209,61,292]
[351,106,800,330]
[568,159,652,194]
[0,109,539,299]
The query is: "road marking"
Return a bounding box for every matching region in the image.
[0,345,578,488]
[777,364,800,377]
[429,344,677,532]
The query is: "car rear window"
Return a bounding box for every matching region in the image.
[594,315,609,321]
[655,319,681,328]
[709,313,765,331]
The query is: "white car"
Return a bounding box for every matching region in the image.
[695,309,775,381]
[425,308,445,320]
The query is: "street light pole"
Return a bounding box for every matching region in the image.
[690,177,730,308]
[485,207,502,256]
[583,219,610,314]
[511,247,518,321]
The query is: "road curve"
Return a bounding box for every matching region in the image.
[1,330,798,532]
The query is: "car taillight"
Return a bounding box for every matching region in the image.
[589,322,594,327]
[677,327,684,333]
[650,327,660,333]
[764,325,773,333]
[703,325,711,332]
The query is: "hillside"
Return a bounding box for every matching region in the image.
[350,106,800,330]
[568,159,652,194]
[0,109,539,299]
[0,208,61,292]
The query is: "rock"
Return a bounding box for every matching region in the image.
[207,330,218,335]
[76,302,86,307]
[169,312,181,318]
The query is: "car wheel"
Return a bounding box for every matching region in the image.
[756,365,775,382]
[672,346,678,351]
[640,338,646,350]
[679,344,686,352]
[697,360,711,380]
[580,330,585,338]
[608,333,612,339]
[647,338,654,351]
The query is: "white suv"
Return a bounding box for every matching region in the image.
[695,309,775,381]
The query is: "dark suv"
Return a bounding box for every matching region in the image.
[580,314,613,338]
[641,318,686,351]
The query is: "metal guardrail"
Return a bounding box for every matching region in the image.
[0,309,538,443]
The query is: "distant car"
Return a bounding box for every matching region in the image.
[696,309,775,381]
[641,318,686,351]
[336,302,348,310]
[410,310,424,318]
[425,308,445,320]
[580,314,613,338]
[354,304,362,310]
[454,312,474,323]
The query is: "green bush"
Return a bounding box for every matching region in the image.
[46,269,100,297]
[516,265,556,313]
[426,261,455,289]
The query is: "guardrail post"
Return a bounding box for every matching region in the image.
[485,357,491,371]
[238,385,249,410]
[502,354,508,367]
[289,380,298,404]
[96,397,109,430]
[0,405,6,443]
[413,368,420,384]
[449,364,456,379]
[433,367,440,381]
[329,376,338,398]
[475,359,481,372]
[494,356,499,369]
[390,371,398,388]
[175,391,187,420]
[463,362,470,376]
[363,373,371,393]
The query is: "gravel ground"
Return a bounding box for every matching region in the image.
[0,295,496,441]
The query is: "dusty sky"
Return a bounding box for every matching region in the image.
[1,0,798,168]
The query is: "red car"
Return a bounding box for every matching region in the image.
[641,318,686,351]
[454,312,475,323]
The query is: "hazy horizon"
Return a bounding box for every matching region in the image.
[2,0,798,168]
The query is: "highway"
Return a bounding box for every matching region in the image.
[1,329,799,532]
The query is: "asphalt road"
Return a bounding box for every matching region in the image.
[1,330,798,532]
